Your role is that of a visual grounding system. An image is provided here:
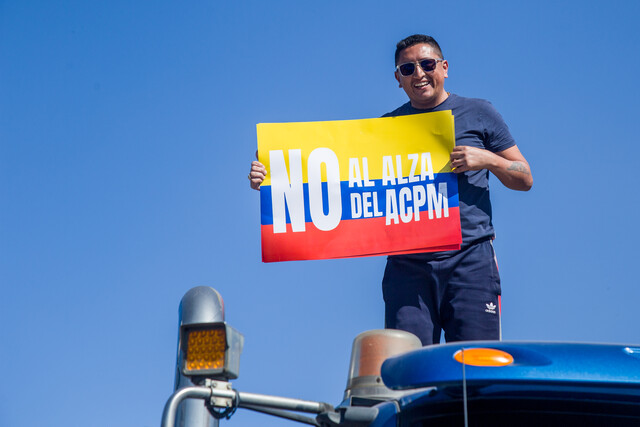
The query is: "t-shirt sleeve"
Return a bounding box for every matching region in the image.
[479,100,516,153]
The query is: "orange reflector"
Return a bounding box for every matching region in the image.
[185,327,226,373]
[453,348,514,366]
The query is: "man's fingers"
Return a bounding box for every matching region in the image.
[251,161,267,173]
[249,168,267,178]
[249,156,267,190]
[250,163,267,177]
[450,150,466,161]
[452,165,468,174]
[450,154,469,173]
[248,161,267,191]
[249,175,263,190]
[450,156,465,166]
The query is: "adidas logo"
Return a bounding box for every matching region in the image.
[485,302,497,314]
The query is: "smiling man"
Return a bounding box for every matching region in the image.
[380,34,532,345]
[248,34,532,346]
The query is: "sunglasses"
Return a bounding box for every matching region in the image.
[396,58,444,76]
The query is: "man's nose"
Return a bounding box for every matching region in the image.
[414,62,426,77]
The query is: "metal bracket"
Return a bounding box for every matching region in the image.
[205,379,235,409]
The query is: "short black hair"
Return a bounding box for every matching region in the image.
[395,34,444,65]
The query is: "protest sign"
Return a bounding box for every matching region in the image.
[256,111,461,262]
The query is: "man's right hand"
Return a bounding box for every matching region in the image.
[248,160,267,191]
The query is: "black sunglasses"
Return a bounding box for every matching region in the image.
[396,58,444,76]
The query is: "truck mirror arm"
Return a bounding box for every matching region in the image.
[161,380,335,427]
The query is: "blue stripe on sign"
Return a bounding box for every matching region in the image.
[260,173,459,226]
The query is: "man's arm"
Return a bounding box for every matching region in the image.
[450,145,533,191]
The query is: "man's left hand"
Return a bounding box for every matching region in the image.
[450,145,492,172]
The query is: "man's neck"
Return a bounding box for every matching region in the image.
[410,92,450,110]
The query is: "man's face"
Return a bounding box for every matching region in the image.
[395,43,449,109]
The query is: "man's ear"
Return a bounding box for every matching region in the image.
[442,60,449,78]
[395,71,402,88]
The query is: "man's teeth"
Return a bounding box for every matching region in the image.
[415,81,431,87]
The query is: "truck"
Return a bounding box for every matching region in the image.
[161,287,640,427]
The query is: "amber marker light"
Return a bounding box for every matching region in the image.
[185,327,226,372]
[453,348,514,367]
[181,322,244,379]
[344,329,422,399]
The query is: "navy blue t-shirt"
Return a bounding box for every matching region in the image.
[384,94,516,255]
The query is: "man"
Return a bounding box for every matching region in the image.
[249,34,532,346]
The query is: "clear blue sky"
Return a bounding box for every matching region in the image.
[2,1,639,426]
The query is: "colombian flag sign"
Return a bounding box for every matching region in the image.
[257,111,461,263]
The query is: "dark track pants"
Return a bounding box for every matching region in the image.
[382,240,501,346]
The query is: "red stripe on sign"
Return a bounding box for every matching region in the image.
[261,207,461,262]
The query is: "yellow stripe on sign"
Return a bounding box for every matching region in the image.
[256,111,455,185]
